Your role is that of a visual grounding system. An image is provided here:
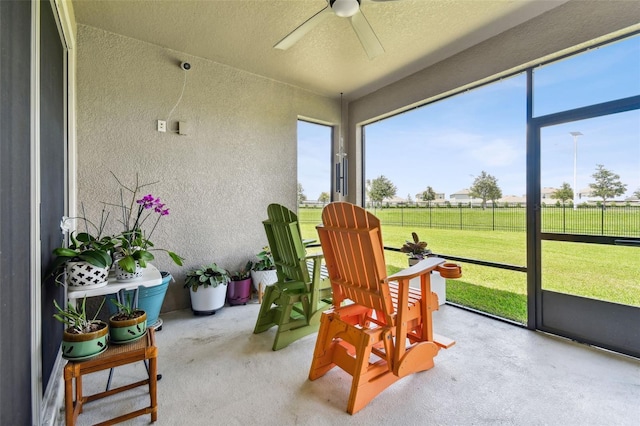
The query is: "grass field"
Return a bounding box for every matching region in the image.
[299,207,640,324]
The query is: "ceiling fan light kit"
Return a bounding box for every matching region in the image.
[331,0,360,18]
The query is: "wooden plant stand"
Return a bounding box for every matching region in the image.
[64,327,158,425]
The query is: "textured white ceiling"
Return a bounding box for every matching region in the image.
[72,0,567,100]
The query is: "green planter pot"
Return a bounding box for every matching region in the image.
[109,311,147,344]
[61,321,109,360]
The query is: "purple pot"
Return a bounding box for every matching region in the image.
[227,278,252,305]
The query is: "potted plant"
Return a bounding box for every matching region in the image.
[51,212,115,290]
[106,270,173,331]
[184,263,230,315]
[250,247,277,297]
[108,173,184,280]
[53,296,109,360]
[400,232,432,266]
[400,232,445,305]
[227,261,253,306]
[108,294,147,344]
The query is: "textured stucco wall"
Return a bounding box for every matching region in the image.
[76,24,337,312]
[346,0,640,203]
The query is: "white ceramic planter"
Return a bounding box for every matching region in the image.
[189,284,227,315]
[250,269,278,291]
[115,261,143,281]
[66,261,109,290]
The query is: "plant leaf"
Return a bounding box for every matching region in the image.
[78,250,111,268]
[53,247,78,258]
[118,256,136,273]
[168,251,184,266]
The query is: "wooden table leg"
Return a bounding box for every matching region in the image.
[64,368,74,425]
[150,352,158,421]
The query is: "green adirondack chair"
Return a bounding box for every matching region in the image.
[253,203,332,351]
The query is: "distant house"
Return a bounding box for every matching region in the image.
[578,187,594,201]
[415,190,445,201]
[414,190,445,205]
[383,195,408,206]
[450,189,471,201]
[541,187,557,200]
[498,195,526,205]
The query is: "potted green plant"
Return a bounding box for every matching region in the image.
[108,173,184,280]
[108,294,147,344]
[51,212,115,290]
[250,247,277,296]
[400,232,432,266]
[400,232,446,305]
[53,296,109,360]
[184,263,230,315]
[227,261,253,306]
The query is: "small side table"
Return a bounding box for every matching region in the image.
[64,327,158,425]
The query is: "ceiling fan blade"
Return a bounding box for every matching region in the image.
[349,10,384,59]
[274,6,333,50]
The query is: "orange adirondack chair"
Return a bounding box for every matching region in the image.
[309,202,457,414]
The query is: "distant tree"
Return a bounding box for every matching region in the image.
[419,186,436,205]
[551,182,574,205]
[368,175,397,207]
[469,171,502,210]
[406,193,413,204]
[589,164,626,205]
[318,192,330,205]
[634,187,640,199]
[365,179,372,207]
[297,183,306,205]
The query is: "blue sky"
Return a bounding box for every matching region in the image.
[298,34,639,202]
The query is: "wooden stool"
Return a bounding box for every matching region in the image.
[64,327,158,425]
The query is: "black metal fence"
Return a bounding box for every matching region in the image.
[299,204,640,237]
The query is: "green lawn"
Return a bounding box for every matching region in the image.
[299,208,640,324]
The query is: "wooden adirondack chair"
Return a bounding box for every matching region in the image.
[253,204,333,351]
[309,202,457,414]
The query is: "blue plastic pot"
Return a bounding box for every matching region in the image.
[107,271,172,328]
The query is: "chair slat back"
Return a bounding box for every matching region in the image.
[318,202,393,316]
[264,204,310,284]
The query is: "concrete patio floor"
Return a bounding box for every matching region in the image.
[63,301,640,425]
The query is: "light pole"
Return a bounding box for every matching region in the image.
[469,174,474,208]
[570,131,583,211]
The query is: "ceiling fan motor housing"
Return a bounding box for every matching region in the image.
[330,0,361,18]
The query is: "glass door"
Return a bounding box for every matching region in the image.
[537,109,640,357]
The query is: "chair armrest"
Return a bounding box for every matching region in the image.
[387,257,445,283]
[302,238,317,247]
[305,253,324,261]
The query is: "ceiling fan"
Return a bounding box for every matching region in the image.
[274,0,397,59]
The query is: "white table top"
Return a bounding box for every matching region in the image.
[67,264,163,302]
